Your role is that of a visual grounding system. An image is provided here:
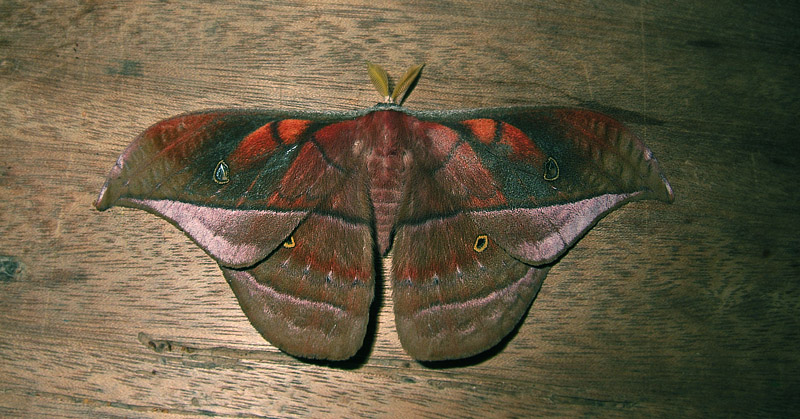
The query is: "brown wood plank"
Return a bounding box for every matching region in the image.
[1,0,798,416]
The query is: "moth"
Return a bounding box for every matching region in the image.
[96,63,673,361]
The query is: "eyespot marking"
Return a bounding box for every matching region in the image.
[543,157,559,181]
[474,235,488,252]
[213,160,230,184]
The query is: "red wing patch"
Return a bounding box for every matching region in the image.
[228,122,279,168]
[268,142,343,209]
[462,119,497,145]
[499,122,545,164]
[277,119,312,144]
[467,190,507,209]
[266,190,314,209]
[312,120,361,167]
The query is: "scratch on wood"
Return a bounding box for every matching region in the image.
[23,390,233,417]
[581,62,594,99]
[549,393,637,409]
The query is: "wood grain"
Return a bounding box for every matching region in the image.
[1,0,798,416]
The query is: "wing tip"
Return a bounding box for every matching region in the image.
[642,149,675,204]
[94,180,114,211]
[659,176,675,203]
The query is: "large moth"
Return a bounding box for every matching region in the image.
[96,63,673,361]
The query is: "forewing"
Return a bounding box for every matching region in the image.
[459,109,673,264]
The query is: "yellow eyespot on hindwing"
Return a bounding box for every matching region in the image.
[473,235,488,252]
[543,157,559,181]
[283,236,296,248]
[213,160,230,184]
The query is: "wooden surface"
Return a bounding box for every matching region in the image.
[1,0,798,416]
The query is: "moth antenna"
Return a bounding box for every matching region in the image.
[366,61,391,102]
[391,63,424,105]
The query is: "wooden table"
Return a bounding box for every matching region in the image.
[2,1,798,416]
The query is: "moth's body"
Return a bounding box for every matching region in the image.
[358,109,415,254]
[97,88,672,361]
